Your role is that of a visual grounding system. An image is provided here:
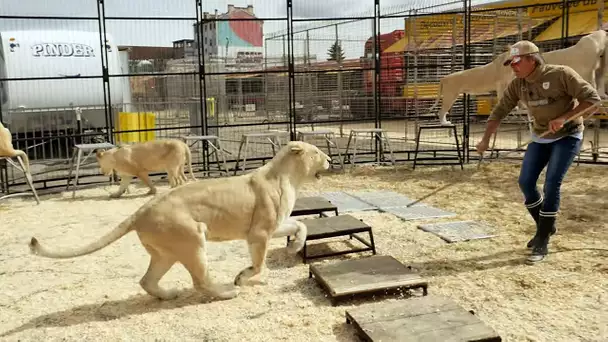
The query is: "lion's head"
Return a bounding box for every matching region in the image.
[271,141,331,181]
[95,149,117,176]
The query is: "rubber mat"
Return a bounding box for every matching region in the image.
[316,191,377,213]
[382,205,456,221]
[348,190,421,209]
[417,220,497,243]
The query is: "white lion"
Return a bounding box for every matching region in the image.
[431,30,608,125]
[0,121,30,172]
[29,141,330,300]
[95,138,196,198]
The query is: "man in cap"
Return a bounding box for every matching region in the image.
[476,40,602,264]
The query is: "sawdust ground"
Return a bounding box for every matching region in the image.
[0,160,607,342]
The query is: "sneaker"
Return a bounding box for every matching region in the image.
[526,243,548,264]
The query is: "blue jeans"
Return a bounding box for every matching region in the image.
[518,136,581,218]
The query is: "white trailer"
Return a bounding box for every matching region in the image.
[0,29,129,135]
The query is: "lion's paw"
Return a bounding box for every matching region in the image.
[159,288,180,300]
[286,239,305,254]
[109,192,123,199]
[208,285,239,300]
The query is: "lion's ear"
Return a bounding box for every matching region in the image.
[289,145,304,154]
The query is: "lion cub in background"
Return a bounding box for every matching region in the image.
[96,139,196,198]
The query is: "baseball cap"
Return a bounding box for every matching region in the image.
[503,40,540,66]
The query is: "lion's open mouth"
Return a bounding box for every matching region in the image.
[315,172,322,179]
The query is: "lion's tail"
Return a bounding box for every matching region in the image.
[12,149,30,173]
[185,144,196,181]
[29,215,135,259]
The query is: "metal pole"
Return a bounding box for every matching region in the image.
[560,0,568,49]
[517,8,523,41]
[413,9,419,123]
[463,0,471,163]
[196,0,209,171]
[264,37,269,122]
[100,0,113,143]
[96,0,111,143]
[373,0,381,163]
[335,24,344,136]
[286,0,296,140]
[594,0,604,162]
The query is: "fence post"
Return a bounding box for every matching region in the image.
[560,0,568,48]
[96,0,112,144]
[100,0,113,144]
[286,0,296,141]
[594,0,604,161]
[195,0,209,171]
[462,0,471,163]
[373,0,381,163]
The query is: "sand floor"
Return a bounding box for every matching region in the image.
[1,161,607,342]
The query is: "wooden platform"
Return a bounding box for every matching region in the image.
[345,295,502,342]
[297,214,376,263]
[291,196,339,217]
[309,255,427,305]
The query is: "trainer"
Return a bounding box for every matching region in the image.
[476,40,602,264]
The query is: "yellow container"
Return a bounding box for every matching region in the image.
[115,112,156,143]
[206,97,215,117]
[476,96,495,116]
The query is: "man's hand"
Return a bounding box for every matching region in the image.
[476,138,490,155]
[548,116,566,133]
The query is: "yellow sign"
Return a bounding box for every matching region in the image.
[527,0,603,18]
[404,14,466,44]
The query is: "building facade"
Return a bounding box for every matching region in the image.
[194,4,264,62]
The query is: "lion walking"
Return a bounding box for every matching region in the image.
[95,138,196,198]
[30,141,331,301]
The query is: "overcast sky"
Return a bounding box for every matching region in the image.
[0,0,494,60]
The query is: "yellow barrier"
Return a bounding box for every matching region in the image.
[115,112,156,144]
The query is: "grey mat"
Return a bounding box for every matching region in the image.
[382,205,456,221]
[315,191,377,213]
[348,190,422,209]
[417,220,497,243]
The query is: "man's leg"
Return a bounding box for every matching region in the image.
[527,136,582,264]
[518,141,551,248]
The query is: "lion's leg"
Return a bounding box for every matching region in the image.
[167,167,181,187]
[180,223,238,300]
[137,172,156,195]
[180,166,188,183]
[235,234,270,286]
[109,174,132,198]
[438,91,459,125]
[181,255,238,299]
[176,165,187,185]
[177,165,187,184]
[272,218,307,254]
[139,245,178,300]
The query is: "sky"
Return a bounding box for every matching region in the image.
[0,0,496,61]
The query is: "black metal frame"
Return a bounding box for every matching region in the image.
[1,0,597,193]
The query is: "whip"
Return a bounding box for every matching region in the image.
[406,101,604,207]
[477,101,603,167]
